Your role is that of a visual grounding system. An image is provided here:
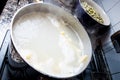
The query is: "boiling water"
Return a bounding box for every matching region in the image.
[13,12,87,77]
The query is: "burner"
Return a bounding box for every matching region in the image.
[10,42,24,63]
[7,41,40,80]
[8,40,27,68]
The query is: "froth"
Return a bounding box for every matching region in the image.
[13,12,87,77]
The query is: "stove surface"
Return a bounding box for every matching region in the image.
[0,0,120,80]
[0,31,112,80]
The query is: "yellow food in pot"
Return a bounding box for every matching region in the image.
[81,1,104,24]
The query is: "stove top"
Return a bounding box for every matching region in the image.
[1,0,120,80]
[0,31,112,80]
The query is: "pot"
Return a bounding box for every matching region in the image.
[75,0,110,35]
[10,2,92,79]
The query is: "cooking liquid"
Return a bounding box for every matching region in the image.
[13,12,87,77]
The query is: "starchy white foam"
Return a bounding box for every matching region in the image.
[13,12,87,77]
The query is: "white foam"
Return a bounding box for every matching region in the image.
[13,12,87,77]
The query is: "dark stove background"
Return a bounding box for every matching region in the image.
[0,0,8,14]
[94,0,120,80]
[0,0,120,80]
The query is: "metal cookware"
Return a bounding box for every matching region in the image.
[10,3,92,78]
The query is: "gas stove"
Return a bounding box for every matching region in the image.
[1,0,120,80]
[0,30,111,80]
[0,32,112,80]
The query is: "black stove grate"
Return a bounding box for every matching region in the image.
[92,40,112,80]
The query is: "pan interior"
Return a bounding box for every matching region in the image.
[12,3,92,78]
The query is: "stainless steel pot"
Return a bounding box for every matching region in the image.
[75,0,110,35]
[10,3,92,78]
